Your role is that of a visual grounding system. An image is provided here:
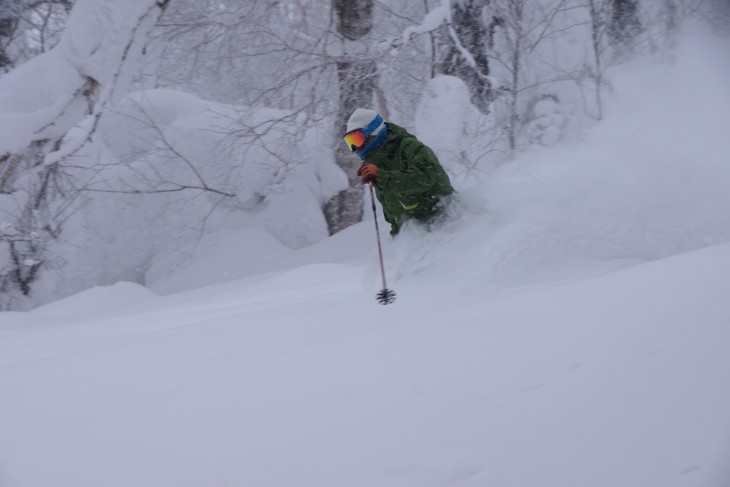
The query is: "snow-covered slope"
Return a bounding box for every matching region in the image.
[1,236,730,487]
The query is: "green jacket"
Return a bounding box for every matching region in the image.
[364,123,455,235]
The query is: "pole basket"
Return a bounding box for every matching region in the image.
[376,288,396,305]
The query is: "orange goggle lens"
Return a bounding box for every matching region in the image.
[344,130,367,151]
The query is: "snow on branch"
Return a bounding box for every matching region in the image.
[402,5,449,45]
[399,1,479,71]
[0,0,169,158]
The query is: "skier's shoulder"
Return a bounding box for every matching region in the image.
[385,122,410,137]
[386,123,427,151]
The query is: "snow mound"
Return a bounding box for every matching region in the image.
[33,281,157,318]
[146,228,300,294]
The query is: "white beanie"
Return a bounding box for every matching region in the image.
[347,108,385,135]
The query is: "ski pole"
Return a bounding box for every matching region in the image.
[368,182,396,305]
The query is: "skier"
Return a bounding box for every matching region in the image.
[343,108,455,236]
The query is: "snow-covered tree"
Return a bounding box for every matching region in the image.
[0,0,74,72]
[0,0,18,70]
[586,0,613,120]
[608,0,642,58]
[438,0,496,114]
[152,0,379,236]
[485,0,583,152]
[325,0,377,235]
[0,0,170,309]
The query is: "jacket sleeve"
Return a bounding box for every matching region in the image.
[380,206,400,236]
[376,139,438,196]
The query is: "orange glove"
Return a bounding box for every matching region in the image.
[357,163,378,184]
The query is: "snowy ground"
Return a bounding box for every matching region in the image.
[2,25,730,487]
[1,233,730,487]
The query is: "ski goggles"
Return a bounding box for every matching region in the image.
[343,115,383,152]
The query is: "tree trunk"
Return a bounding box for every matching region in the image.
[0,1,17,70]
[608,0,642,54]
[588,0,607,120]
[505,0,524,153]
[325,0,376,235]
[440,0,493,114]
